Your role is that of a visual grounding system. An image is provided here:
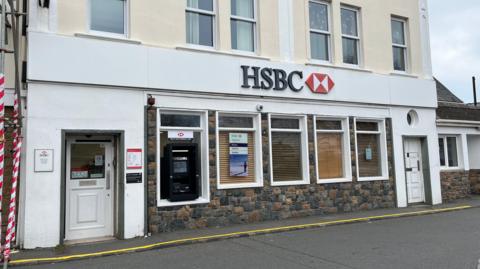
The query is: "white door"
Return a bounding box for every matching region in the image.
[65,139,114,241]
[404,138,425,204]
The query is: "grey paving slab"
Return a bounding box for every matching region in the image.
[10,197,480,264]
[13,206,480,269]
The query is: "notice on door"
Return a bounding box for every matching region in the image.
[127,149,142,170]
[229,133,248,177]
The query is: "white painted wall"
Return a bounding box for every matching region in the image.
[27,32,438,109]
[437,125,480,172]
[468,135,480,170]
[390,108,442,207]
[21,83,145,248]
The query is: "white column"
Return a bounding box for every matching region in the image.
[461,133,470,171]
[418,0,433,79]
[278,0,294,62]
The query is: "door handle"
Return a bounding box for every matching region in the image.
[106,170,111,190]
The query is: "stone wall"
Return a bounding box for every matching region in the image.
[469,170,480,194]
[440,171,470,201]
[147,108,396,233]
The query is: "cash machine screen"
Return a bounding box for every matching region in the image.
[173,157,188,174]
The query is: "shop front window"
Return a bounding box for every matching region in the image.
[315,117,351,183]
[269,115,309,186]
[157,110,209,205]
[355,119,388,181]
[217,113,263,188]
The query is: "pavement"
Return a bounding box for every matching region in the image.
[8,197,480,268]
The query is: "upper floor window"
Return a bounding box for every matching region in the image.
[309,1,331,62]
[391,18,408,72]
[341,6,360,65]
[90,0,127,36]
[231,0,256,52]
[186,0,215,47]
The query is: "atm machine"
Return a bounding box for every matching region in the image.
[161,143,200,202]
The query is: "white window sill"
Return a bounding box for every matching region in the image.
[440,167,464,172]
[357,176,389,182]
[390,71,418,78]
[270,180,310,187]
[176,45,270,61]
[157,198,210,208]
[74,33,142,45]
[317,178,352,184]
[217,181,264,190]
[306,61,373,73]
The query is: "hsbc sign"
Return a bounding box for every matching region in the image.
[240,65,335,94]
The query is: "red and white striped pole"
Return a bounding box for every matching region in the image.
[3,92,20,262]
[0,75,5,257]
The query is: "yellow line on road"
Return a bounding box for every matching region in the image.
[9,205,472,266]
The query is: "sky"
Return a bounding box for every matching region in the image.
[429,0,480,103]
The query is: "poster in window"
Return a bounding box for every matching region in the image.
[365,147,373,161]
[229,133,248,177]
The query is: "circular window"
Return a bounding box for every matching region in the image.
[407,110,419,126]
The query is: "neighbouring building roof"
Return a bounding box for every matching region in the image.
[435,78,463,104]
[435,78,480,122]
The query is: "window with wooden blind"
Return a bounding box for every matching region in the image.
[216,113,263,189]
[314,117,352,183]
[355,119,389,181]
[269,115,309,186]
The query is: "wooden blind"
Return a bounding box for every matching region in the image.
[271,132,302,182]
[357,133,381,177]
[219,131,256,185]
[317,133,343,179]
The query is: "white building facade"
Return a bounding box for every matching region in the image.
[19,0,441,248]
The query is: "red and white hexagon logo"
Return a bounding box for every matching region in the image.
[305,73,335,94]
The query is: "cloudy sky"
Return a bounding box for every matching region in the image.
[429,0,480,103]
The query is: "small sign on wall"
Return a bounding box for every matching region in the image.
[168,131,194,140]
[127,149,142,170]
[34,149,54,172]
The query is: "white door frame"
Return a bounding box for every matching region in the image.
[403,137,426,204]
[65,136,116,242]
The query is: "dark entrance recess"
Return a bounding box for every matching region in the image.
[161,144,200,202]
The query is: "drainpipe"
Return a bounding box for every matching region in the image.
[473,76,477,106]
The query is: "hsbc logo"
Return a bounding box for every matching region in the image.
[305,73,335,94]
[241,65,335,94]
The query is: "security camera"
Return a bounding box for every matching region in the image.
[256,104,264,112]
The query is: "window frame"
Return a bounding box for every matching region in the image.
[156,109,210,207]
[216,112,263,189]
[269,114,310,186]
[354,118,389,181]
[185,0,218,49]
[307,0,332,63]
[340,5,362,67]
[88,0,129,39]
[230,0,258,54]
[391,16,409,72]
[314,116,352,184]
[438,135,460,170]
